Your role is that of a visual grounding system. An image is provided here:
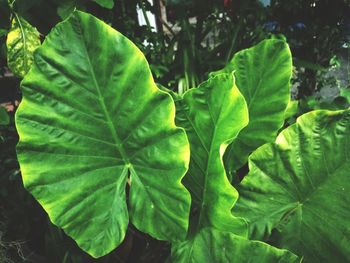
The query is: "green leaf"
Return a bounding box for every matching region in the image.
[0,107,9,125]
[172,228,299,263]
[219,39,292,178]
[0,29,7,38]
[171,74,297,262]
[57,1,77,19]
[6,14,40,78]
[284,100,298,120]
[16,11,190,258]
[340,88,350,104]
[233,109,350,262]
[174,74,249,236]
[92,0,114,9]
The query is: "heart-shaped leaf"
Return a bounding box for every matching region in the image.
[233,109,350,262]
[16,11,190,258]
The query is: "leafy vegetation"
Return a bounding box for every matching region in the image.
[12,9,350,262]
[1,0,349,262]
[233,109,350,262]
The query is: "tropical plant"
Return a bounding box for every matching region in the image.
[233,109,350,263]
[13,10,350,263]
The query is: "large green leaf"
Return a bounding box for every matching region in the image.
[6,14,40,78]
[233,109,350,262]
[174,74,249,236]
[16,11,191,258]
[171,74,298,262]
[172,228,299,263]
[216,39,292,178]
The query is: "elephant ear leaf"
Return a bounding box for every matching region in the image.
[233,109,350,262]
[172,227,299,263]
[220,39,292,179]
[172,74,298,262]
[16,11,190,258]
[6,14,40,77]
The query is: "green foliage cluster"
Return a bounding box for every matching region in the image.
[0,0,349,262]
[12,11,350,262]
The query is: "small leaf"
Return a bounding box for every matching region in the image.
[0,29,7,38]
[233,109,350,262]
[0,107,9,125]
[16,11,190,258]
[92,0,114,9]
[6,14,40,77]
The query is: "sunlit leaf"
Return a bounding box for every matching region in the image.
[6,14,40,77]
[284,100,298,119]
[16,11,190,258]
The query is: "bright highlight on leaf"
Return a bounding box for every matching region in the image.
[16,11,190,258]
[233,109,350,262]
[6,14,40,78]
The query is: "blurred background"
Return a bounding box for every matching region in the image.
[0,0,349,262]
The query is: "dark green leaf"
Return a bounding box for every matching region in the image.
[92,0,114,9]
[57,1,77,19]
[0,107,9,125]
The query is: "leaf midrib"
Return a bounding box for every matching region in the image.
[77,17,130,166]
[14,13,27,71]
[193,85,230,230]
[250,137,350,231]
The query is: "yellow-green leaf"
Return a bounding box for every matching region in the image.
[6,14,40,77]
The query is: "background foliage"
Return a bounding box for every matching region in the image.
[0,0,349,262]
